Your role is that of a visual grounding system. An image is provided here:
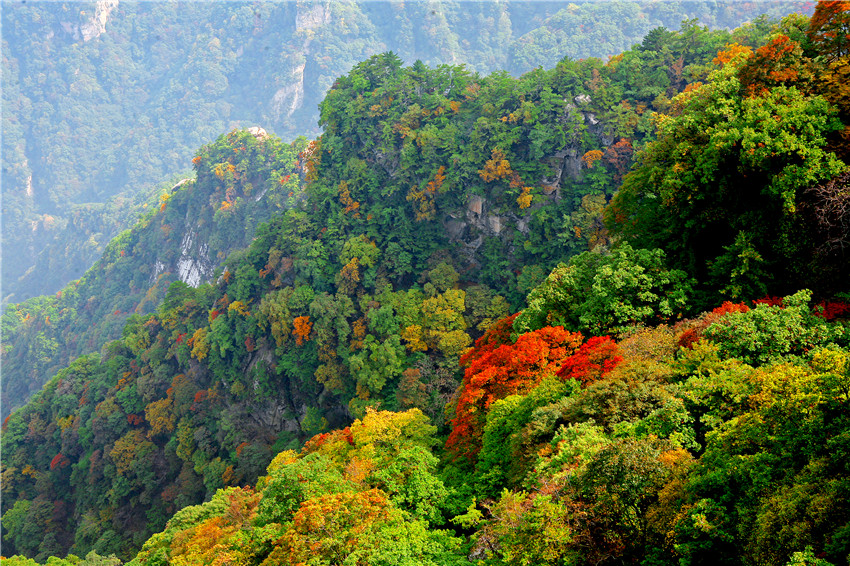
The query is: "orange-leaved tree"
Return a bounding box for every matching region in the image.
[808,0,850,61]
[292,315,312,346]
[737,35,810,96]
[447,322,583,460]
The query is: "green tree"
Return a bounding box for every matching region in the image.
[514,243,693,336]
[606,60,847,300]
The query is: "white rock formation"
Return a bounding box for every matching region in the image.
[81,0,118,42]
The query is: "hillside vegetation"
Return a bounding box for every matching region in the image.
[1,129,302,417]
[2,0,812,304]
[1,10,784,419]
[3,3,850,565]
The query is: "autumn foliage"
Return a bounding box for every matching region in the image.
[556,336,623,386]
[754,296,850,320]
[292,315,312,346]
[582,149,604,168]
[458,313,519,365]
[478,148,513,182]
[407,166,446,221]
[50,452,70,470]
[275,489,394,564]
[677,301,750,349]
[447,323,583,459]
[808,0,850,61]
[738,35,808,95]
[712,42,754,67]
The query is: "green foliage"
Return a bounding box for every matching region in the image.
[475,376,575,498]
[703,290,849,364]
[786,547,836,566]
[10,8,850,565]
[255,451,351,528]
[606,48,849,301]
[515,243,693,336]
[124,409,463,566]
[474,490,574,566]
[2,129,298,418]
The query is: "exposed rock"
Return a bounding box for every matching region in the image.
[81,0,118,42]
[445,218,467,240]
[170,178,191,193]
[296,2,331,32]
[441,192,531,266]
[248,394,300,431]
[574,94,591,105]
[517,216,530,235]
[542,147,582,191]
[254,186,270,202]
[247,126,268,138]
[271,4,332,121]
[563,148,583,180]
[272,61,308,119]
[153,260,166,279]
[467,194,485,216]
[175,230,213,288]
[487,214,503,234]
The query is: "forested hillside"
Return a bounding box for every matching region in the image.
[2,0,812,304]
[0,11,763,431]
[1,129,302,417]
[3,2,850,565]
[1,9,776,445]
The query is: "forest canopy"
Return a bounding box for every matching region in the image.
[3,2,850,566]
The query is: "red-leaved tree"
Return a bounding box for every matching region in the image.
[447,323,583,460]
[808,0,850,61]
[556,336,623,386]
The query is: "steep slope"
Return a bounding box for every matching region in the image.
[1,13,759,421]
[4,9,847,562]
[1,129,301,417]
[1,0,813,303]
[606,9,850,306]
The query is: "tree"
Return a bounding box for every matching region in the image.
[514,244,693,336]
[808,1,850,61]
[292,315,312,346]
[579,438,692,560]
[556,336,623,386]
[447,325,582,460]
[605,59,846,300]
[702,290,848,364]
[271,489,464,566]
[473,490,573,566]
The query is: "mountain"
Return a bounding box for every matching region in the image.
[1,0,813,305]
[1,128,302,418]
[4,2,850,565]
[3,8,782,425]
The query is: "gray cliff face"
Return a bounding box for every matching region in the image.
[80,0,118,42]
[271,3,333,121]
[175,229,214,288]
[440,94,607,263]
[149,179,218,289]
